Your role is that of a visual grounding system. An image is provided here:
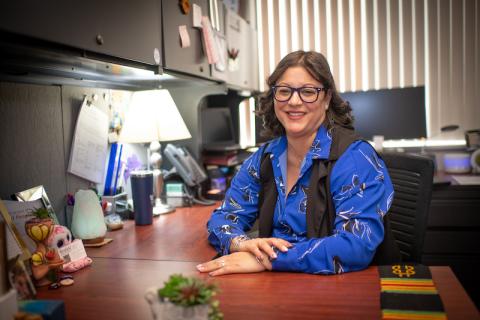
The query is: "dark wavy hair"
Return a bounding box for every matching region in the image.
[256,50,354,138]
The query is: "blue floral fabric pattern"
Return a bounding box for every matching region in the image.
[207,125,394,274]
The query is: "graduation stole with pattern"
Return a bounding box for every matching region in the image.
[379,264,447,320]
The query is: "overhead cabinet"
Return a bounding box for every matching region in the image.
[161,1,258,90]
[0,0,162,66]
[161,0,210,78]
[224,8,259,91]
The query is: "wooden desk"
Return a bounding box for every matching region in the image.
[37,205,479,320]
[86,204,218,261]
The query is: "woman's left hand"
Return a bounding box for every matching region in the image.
[196,252,272,276]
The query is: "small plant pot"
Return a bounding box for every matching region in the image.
[25,218,54,242]
[145,287,210,320]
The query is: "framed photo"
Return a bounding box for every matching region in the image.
[0,200,30,261]
[0,186,59,257]
[8,257,36,300]
[14,185,59,224]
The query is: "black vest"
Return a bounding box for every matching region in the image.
[257,125,401,265]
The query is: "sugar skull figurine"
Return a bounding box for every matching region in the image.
[45,225,92,273]
[45,225,73,250]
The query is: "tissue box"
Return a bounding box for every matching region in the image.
[19,300,65,320]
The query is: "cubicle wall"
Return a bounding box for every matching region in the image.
[0,82,121,225]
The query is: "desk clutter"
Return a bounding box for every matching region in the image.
[203,148,253,200]
[0,185,104,320]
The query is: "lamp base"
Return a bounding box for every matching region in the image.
[153,198,175,216]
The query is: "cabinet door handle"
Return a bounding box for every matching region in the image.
[96,34,104,45]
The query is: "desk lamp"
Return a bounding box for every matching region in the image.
[119,89,191,215]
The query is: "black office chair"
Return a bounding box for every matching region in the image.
[381,152,435,263]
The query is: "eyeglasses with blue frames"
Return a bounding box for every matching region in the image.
[272,86,327,103]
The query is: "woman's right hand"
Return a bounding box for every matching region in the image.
[230,236,292,262]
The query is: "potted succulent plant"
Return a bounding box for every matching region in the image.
[145,274,223,320]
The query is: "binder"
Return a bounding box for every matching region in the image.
[103,143,118,196]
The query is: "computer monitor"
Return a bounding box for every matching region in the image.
[201,107,240,151]
[340,86,427,140]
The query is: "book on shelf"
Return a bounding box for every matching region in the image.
[203,153,238,166]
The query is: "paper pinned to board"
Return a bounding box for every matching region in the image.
[192,3,202,28]
[68,97,109,183]
[179,25,191,48]
[201,16,219,64]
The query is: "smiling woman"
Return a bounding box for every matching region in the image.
[199,51,396,277]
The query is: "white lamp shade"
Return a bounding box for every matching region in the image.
[119,89,191,143]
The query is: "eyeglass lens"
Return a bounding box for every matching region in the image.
[274,86,323,103]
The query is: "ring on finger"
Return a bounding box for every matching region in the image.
[219,260,225,268]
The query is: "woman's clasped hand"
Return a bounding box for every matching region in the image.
[231,237,292,260]
[197,252,270,277]
[196,237,292,276]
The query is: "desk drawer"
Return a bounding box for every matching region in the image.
[423,231,480,254]
[428,199,480,227]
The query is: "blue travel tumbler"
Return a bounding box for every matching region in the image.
[131,170,154,225]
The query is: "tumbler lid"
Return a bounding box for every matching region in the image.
[131,170,153,177]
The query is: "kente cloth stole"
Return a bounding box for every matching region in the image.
[379,264,447,320]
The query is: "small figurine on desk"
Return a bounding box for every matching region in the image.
[25,208,64,287]
[45,225,92,274]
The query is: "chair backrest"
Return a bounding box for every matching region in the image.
[381,152,435,263]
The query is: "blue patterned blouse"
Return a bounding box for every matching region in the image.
[207,125,394,274]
